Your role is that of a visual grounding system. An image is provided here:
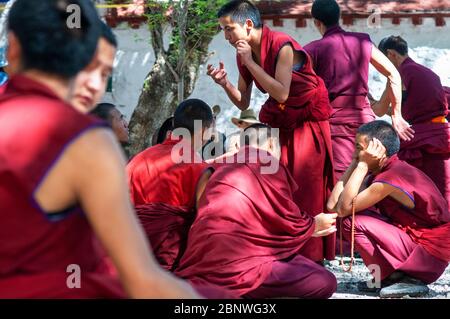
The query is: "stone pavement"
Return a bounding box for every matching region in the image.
[326,258,450,299]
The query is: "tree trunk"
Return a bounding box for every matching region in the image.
[127,54,176,157]
[128,52,204,158]
[127,0,221,157]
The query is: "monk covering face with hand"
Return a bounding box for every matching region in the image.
[328,120,450,298]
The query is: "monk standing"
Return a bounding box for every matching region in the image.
[177,124,338,298]
[304,0,414,180]
[328,120,450,298]
[207,0,335,262]
[375,36,450,208]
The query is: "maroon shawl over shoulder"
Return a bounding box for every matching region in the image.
[175,148,315,296]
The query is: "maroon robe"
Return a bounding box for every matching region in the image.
[0,75,125,298]
[176,147,336,298]
[445,86,450,108]
[127,137,206,207]
[134,203,194,271]
[126,138,207,270]
[397,58,450,206]
[237,25,335,261]
[343,155,450,283]
[399,57,448,124]
[304,26,375,179]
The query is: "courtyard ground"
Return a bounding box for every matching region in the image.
[326,257,450,299]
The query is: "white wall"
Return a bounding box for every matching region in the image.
[105,17,450,135]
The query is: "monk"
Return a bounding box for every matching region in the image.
[375,36,450,207]
[328,120,450,298]
[151,116,174,146]
[126,99,212,271]
[176,123,338,298]
[71,21,117,115]
[207,0,335,262]
[0,0,201,299]
[90,103,129,146]
[304,0,413,180]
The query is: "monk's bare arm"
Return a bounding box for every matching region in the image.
[370,83,391,117]
[224,75,252,110]
[238,41,293,103]
[62,129,200,298]
[370,44,414,141]
[327,159,358,212]
[370,45,402,111]
[337,161,394,217]
[195,168,214,209]
[207,62,252,110]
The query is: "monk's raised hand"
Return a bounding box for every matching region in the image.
[207,62,228,87]
[372,138,386,159]
[313,213,338,237]
[235,40,253,66]
[391,114,415,141]
[359,138,386,168]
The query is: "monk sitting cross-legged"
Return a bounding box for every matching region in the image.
[176,123,338,299]
[328,120,450,298]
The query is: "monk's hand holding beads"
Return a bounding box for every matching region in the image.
[313,213,338,237]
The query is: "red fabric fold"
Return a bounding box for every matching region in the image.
[329,95,375,125]
[399,122,450,157]
[399,58,448,124]
[176,147,316,296]
[398,122,450,204]
[135,202,195,271]
[373,155,450,262]
[445,86,450,119]
[401,224,450,262]
[0,272,125,299]
[127,137,206,207]
[237,25,332,131]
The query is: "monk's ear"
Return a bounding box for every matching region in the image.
[313,18,321,28]
[386,49,397,60]
[5,32,22,75]
[245,19,253,31]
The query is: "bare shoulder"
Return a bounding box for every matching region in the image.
[66,127,127,171]
[372,181,415,209]
[34,127,126,213]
